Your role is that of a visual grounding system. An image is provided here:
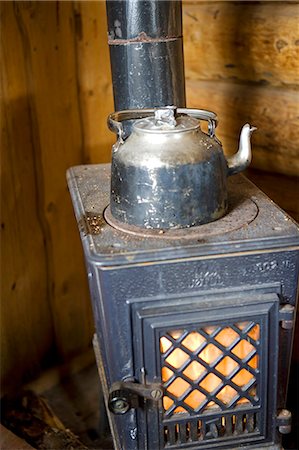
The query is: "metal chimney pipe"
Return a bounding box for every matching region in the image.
[106,0,186,115]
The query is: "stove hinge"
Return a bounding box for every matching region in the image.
[279,304,295,330]
[276,409,292,434]
[108,380,163,415]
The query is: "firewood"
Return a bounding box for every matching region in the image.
[1,391,88,449]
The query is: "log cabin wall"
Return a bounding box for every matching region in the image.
[184,1,299,176]
[1,1,298,390]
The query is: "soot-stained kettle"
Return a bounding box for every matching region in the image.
[108,106,256,229]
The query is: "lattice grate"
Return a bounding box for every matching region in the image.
[160,322,260,417]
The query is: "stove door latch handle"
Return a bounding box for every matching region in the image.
[108,381,163,415]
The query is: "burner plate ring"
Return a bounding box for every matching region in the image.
[104,196,258,240]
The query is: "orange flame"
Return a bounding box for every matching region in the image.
[161,324,259,412]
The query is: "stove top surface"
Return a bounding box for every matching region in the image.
[67,164,299,265]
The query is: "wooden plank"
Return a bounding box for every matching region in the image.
[74,1,114,164]
[0,2,55,393]
[0,425,34,450]
[11,2,94,358]
[1,1,98,391]
[183,2,299,87]
[186,79,299,176]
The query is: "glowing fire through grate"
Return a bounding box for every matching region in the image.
[160,323,260,415]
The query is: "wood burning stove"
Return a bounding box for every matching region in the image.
[67,1,298,448]
[67,165,299,450]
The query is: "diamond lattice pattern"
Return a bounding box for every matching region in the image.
[160,322,260,417]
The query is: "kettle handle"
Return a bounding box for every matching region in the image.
[108,107,218,142]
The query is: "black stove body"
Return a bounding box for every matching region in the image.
[68,165,298,450]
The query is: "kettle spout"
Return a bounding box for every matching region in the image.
[227,124,257,176]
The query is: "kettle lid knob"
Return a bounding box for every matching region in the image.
[154,106,177,128]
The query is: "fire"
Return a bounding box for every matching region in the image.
[161,324,259,413]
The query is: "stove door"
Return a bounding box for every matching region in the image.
[133,290,280,450]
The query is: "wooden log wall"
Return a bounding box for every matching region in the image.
[1,1,298,390]
[184,1,299,176]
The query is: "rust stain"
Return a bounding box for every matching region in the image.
[79,213,106,235]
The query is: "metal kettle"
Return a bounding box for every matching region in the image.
[108,106,256,229]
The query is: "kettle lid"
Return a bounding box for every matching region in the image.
[133,106,199,134]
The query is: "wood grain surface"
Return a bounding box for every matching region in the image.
[183,2,299,88]
[1,1,97,391]
[186,80,299,176]
[72,1,114,164]
[1,2,56,391]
